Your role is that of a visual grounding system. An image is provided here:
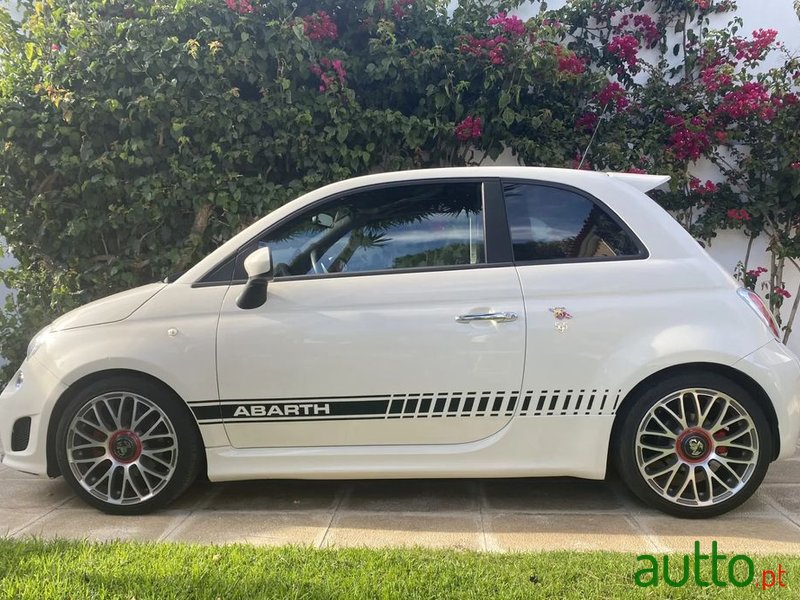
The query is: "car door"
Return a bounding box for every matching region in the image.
[215,179,526,448]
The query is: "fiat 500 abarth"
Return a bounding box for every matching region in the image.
[2,167,799,518]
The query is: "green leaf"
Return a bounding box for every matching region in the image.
[502,107,515,127]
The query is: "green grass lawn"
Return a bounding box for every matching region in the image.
[0,538,797,599]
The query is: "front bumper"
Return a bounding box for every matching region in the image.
[0,356,67,476]
[735,339,800,460]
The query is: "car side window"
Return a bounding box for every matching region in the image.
[503,182,641,262]
[254,182,485,277]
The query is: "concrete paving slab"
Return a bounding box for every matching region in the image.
[324,512,482,550]
[638,514,800,554]
[760,484,800,517]
[485,513,651,552]
[482,478,625,513]
[0,508,47,536]
[205,480,341,512]
[0,478,73,510]
[764,460,800,484]
[14,508,182,542]
[167,510,331,546]
[342,479,478,512]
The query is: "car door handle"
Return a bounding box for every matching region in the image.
[455,311,518,324]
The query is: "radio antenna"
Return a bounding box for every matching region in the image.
[578,102,609,170]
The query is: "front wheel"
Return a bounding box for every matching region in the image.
[614,372,772,518]
[55,375,201,515]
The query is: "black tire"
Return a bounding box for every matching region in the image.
[614,371,772,518]
[55,375,201,515]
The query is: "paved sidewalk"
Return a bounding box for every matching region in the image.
[2,452,800,554]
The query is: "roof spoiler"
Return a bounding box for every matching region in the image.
[605,172,671,193]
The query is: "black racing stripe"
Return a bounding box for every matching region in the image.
[190,405,222,421]
[506,394,518,415]
[419,397,432,415]
[403,397,419,415]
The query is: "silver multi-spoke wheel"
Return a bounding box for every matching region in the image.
[65,391,179,506]
[635,388,759,507]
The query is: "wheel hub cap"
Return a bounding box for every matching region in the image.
[108,430,142,463]
[676,428,712,463]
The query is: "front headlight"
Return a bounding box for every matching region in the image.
[26,324,53,358]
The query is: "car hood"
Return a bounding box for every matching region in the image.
[51,282,167,332]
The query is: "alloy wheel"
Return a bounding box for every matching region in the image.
[65,391,179,506]
[634,388,759,507]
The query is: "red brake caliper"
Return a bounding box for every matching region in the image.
[713,428,729,456]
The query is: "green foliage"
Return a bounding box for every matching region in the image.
[0,0,600,378]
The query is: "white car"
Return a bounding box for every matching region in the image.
[2,167,798,518]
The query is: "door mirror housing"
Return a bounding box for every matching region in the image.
[312,213,334,228]
[236,247,273,309]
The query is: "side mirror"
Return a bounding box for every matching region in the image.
[312,213,334,228]
[236,247,273,310]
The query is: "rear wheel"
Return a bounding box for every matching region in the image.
[55,375,201,515]
[615,372,771,518]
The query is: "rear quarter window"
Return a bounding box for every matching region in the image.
[503,182,643,262]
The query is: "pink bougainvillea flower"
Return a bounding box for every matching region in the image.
[454,116,482,142]
[458,34,508,65]
[774,287,792,299]
[700,65,733,93]
[226,0,254,15]
[615,14,660,48]
[571,152,592,170]
[575,112,598,131]
[727,208,751,221]
[717,82,774,120]
[310,57,347,91]
[734,29,778,62]
[557,54,586,75]
[607,34,639,70]
[303,11,338,42]
[689,177,718,194]
[391,0,415,19]
[487,12,526,36]
[596,82,629,110]
[627,167,647,174]
[791,162,800,170]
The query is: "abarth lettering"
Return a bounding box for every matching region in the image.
[232,403,332,418]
